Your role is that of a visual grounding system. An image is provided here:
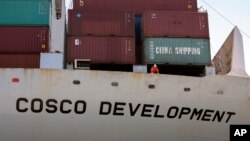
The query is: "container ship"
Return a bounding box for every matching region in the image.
[0,0,249,141]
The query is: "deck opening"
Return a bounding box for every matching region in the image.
[184,87,191,92]
[217,90,224,95]
[111,82,119,87]
[73,80,81,85]
[148,85,155,89]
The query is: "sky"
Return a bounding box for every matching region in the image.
[197,0,250,75]
[65,0,250,75]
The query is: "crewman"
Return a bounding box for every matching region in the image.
[150,64,159,74]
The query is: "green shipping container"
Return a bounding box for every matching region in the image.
[143,38,211,65]
[0,0,51,26]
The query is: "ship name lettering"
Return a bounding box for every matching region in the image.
[99,101,235,123]
[16,99,236,123]
[16,98,87,114]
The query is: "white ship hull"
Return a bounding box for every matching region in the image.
[0,69,249,141]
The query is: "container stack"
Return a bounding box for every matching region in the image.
[69,0,210,74]
[67,10,136,65]
[71,0,198,66]
[0,0,50,68]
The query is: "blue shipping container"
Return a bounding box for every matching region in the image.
[0,0,51,26]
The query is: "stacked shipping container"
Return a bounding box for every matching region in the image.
[67,10,136,64]
[68,10,135,36]
[0,0,50,68]
[67,36,135,64]
[0,27,49,53]
[73,0,198,15]
[142,11,209,38]
[0,54,40,68]
[143,38,210,65]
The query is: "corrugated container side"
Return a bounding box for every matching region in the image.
[68,10,135,36]
[73,0,197,15]
[0,54,40,68]
[0,27,49,53]
[67,36,136,64]
[0,0,50,26]
[143,38,211,65]
[142,11,209,38]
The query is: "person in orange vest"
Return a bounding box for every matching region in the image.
[150,64,159,74]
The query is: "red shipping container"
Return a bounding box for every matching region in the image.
[0,27,49,53]
[73,0,197,15]
[67,36,136,64]
[68,10,135,36]
[142,11,209,38]
[0,54,40,68]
